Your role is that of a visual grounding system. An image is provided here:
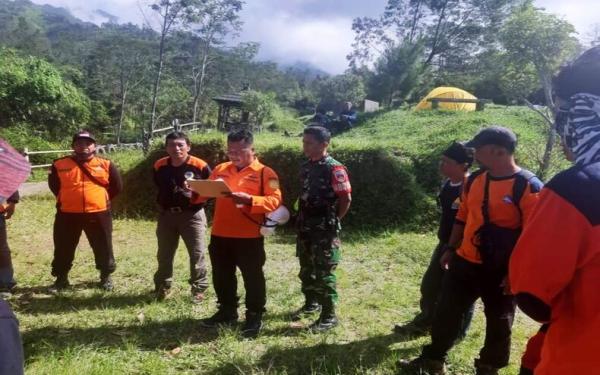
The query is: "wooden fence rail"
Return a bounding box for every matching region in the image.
[24,119,208,168]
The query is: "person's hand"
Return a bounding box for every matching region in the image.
[228,192,252,205]
[501,276,512,295]
[439,246,454,270]
[3,203,15,220]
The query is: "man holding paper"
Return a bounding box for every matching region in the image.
[199,129,282,339]
[153,131,211,303]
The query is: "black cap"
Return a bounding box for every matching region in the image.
[465,126,517,152]
[72,130,96,144]
[442,141,474,165]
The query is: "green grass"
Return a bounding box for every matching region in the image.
[6,195,538,374]
[7,107,555,373]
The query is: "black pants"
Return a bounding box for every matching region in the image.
[422,254,516,368]
[419,242,474,337]
[208,235,266,314]
[52,211,116,277]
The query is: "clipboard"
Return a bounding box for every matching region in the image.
[187,179,232,197]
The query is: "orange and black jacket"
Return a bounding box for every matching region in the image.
[153,155,211,210]
[510,162,600,375]
[48,156,122,213]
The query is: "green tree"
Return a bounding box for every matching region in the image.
[188,0,243,122]
[148,0,203,144]
[499,3,578,179]
[0,49,91,138]
[349,0,519,69]
[315,74,366,111]
[369,42,426,106]
[87,25,155,143]
[242,90,278,127]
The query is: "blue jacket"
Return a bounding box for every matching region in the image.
[0,300,24,375]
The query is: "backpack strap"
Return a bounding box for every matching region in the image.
[465,168,486,195]
[512,169,536,220]
[70,157,109,189]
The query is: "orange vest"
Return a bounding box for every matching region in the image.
[210,159,282,238]
[53,156,112,213]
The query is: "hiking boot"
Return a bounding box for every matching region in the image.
[0,289,12,299]
[49,275,70,293]
[155,287,172,301]
[309,313,338,333]
[291,301,321,321]
[199,309,238,328]
[397,356,446,375]
[474,359,499,375]
[191,290,206,304]
[99,275,113,291]
[241,311,263,339]
[393,318,431,336]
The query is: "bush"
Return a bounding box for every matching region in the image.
[114,106,567,231]
[114,134,434,231]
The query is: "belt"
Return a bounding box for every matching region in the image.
[161,205,204,214]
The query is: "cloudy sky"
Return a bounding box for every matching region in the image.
[30,0,600,74]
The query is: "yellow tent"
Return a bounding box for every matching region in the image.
[414,87,477,112]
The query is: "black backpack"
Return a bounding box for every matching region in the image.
[466,169,537,274]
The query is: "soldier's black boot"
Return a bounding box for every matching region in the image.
[291,300,321,321]
[199,306,238,328]
[309,303,338,333]
[474,358,499,375]
[241,311,263,339]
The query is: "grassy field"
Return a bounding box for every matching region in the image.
[6,194,538,375]
[5,106,556,374]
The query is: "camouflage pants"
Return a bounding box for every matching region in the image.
[296,231,341,310]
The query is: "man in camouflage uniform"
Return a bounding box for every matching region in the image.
[293,125,352,332]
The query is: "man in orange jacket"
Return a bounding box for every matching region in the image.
[199,129,282,339]
[48,130,122,291]
[510,46,600,375]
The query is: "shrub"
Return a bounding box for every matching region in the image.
[114,134,434,231]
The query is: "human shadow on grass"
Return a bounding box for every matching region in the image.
[207,332,422,374]
[22,318,219,360]
[12,288,154,315]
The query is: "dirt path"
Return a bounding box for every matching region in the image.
[20,182,50,197]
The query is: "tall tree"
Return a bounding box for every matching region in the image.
[90,25,155,144]
[188,0,243,122]
[349,0,519,70]
[147,0,200,145]
[500,3,578,179]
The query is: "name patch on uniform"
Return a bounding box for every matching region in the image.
[268,178,279,189]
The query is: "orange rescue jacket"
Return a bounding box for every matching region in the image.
[52,156,113,213]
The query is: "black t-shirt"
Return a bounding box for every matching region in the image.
[153,156,211,210]
[437,179,463,243]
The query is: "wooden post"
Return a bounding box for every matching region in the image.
[476,101,485,111]
[431,99,440,110]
